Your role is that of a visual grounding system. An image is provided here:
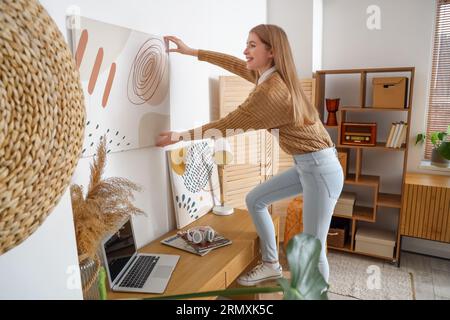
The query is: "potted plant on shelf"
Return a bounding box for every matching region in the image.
[71,136,144,299]
[416,125,450,168]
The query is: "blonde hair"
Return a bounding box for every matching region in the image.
[250,24,319,126]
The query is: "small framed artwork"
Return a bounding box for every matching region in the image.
[167,141,221,229]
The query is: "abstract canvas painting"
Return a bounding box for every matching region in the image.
[67,16,170,157]
[168,141,221,229]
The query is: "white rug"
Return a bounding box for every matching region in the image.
[328,251,415,300]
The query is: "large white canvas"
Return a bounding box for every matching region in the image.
[168,141,221,229]
[67,16,170,157]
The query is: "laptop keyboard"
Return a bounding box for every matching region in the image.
[119,255,160,288]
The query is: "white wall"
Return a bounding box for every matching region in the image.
[267,0,441,174]
[321,0,450,255]
[312,0,323,72]
[0,0,266,299]
[322,0,439,175]
[0,190,82,299]
[268,0,314,78]
[268,0,449,256]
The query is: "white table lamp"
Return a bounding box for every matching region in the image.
[212,138,234,216]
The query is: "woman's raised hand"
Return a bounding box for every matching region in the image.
[164,36,198,56]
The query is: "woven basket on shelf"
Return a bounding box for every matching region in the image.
[0,0,85,254]
[327,228,346,248]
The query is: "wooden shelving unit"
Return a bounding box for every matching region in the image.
[329,242,353,253]
[377,193,402,208]
[315,67,415,264]
[338,142,407,151]
[340,106,410,112]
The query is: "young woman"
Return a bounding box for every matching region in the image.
[157,24,344,286]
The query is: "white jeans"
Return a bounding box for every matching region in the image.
[245,147,344,281]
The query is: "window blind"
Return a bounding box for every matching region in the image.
[425,0,450,159]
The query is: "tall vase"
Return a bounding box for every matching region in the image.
[79,255,101,300]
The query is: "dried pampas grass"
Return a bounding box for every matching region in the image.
[71,137,145,262]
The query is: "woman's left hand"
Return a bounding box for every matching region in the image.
[156,131,181,147]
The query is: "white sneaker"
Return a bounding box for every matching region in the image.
[237,263,282,286]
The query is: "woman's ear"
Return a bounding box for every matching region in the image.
[269,51,275,65]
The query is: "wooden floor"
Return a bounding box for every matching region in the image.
[278,247,450,300]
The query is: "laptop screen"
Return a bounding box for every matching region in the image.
[103,219,136,283]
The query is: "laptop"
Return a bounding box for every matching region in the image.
[101,218,180,294]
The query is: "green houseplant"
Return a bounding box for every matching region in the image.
[144,233,329,300]
[416,125,450,167]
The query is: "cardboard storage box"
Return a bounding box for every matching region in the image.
[334,192,356,218]
[372,77,408,109]
[355,226,396,258]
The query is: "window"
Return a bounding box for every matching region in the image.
[425,0,450,159]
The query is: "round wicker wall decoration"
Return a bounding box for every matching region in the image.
[0,0,85,254]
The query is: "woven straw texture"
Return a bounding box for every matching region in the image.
[0,0,85,254]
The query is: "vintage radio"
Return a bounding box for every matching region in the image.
[340,122,377,146]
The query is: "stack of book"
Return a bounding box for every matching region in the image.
[385,121,408,148]
[161,230,232,256]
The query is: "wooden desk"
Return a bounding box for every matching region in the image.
[106,209,280,300]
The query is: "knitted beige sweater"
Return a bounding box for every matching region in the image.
[185,50,334,155]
